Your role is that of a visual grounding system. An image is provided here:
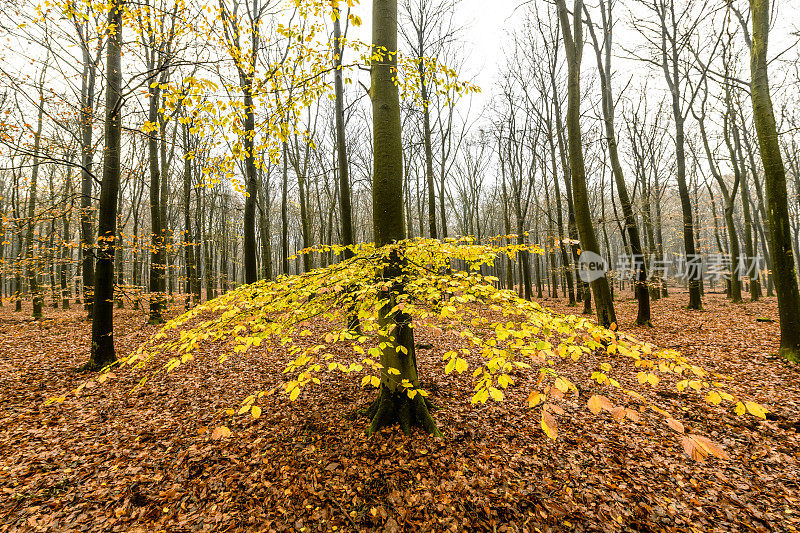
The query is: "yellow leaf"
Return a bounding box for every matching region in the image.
[705,391,722,406]
[720,392,734,402]
[290,387,301,401]
[734,402,746,416]
[541,410,558,440]
[455,358,469,374]
[554,377,570,393]
[471,388,489,404]
[387,367,401,375]
[745,401,767,419]
[370,375,381,387]
[528,391,543,408]
[251,406,262,419]
[489,387,504,402]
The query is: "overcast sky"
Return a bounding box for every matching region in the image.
[344,0,800,115]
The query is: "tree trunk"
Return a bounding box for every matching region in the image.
[183,126,199,307]
[242,85,259,284]
[87,0,122,370]
[147,87,166,323]
[333,9,354,258]
[26,82,46,320]
[586,0,649,324]
[79,40,98,319]
[418,30,437,240]
[281,141,290,275]
[368,0,440,436]
[749,0,800,361]
[547,122,574,305]
[556,0,616,328]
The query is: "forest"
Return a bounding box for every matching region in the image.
[1,0,799,530]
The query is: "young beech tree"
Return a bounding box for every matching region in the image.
[366,0,440,435]
[48,0,769,454]
[65,228,766,458]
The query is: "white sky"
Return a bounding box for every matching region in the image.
[345,0,800,113]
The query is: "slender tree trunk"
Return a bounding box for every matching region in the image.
[87,0,122,370]
[26,85,46,320]
[732,114,760,300]
[586,1,649,324]
[79,45,97,319]
[333,9,354,258]
[183,127,198,307]
[556,0,615,327]
[242,85,259,284]
[60,177,72,309]
[257,174,273,280]
[281,141,290,275]
[722,109,746,304]
[147,86,166,323]
[418,31,437,240]
[659,3,700,309]
[296,165,312,273]
[548,125,574,305]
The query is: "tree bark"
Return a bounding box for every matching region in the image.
[556,0,616,328]
[87,0,122,370]
[333,9,354,258]
[749,0,800,361]
[26,80,46,320]
[368,0,440,436]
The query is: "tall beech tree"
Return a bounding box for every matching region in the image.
[86,0,123,370]
[631,0,721,310]
[25,66,47,320]
[555,0,616,328]
[218,0,271,285]
[140,0,180,324]
[584,0,650,325]
[748,0,800,361]
[332,4,354,258]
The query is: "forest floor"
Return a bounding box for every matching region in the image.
[1,290,799,532]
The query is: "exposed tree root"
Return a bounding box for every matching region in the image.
[364,386,442,437]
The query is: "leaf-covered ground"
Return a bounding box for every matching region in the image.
[1,291,798,532]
